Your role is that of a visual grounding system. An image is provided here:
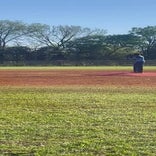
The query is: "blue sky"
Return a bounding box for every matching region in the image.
[0,0,156,34]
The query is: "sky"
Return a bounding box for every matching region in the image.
[0,0,156,35]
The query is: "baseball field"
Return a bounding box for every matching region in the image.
[0,66,156,155]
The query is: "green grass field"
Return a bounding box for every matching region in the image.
[0,66,156,70]
[0,66,156,155]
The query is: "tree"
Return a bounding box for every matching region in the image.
[0,20,27,48]
[67,35,108,60]
[27,24,106,49]
[130,26,156,59]
[3,46,31,63]
[27,23,52,47]
[104,34,142,58]
[27,24,81,48]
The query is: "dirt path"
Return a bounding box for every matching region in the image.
[0,70,156,87]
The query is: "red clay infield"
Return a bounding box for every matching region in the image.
[0,69,156,87]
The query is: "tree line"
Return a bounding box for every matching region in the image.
[0,20,156,65]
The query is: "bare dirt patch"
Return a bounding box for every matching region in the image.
[0,70,156,87]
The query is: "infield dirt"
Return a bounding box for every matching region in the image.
[0,69,156,87]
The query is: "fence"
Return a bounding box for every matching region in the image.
[0,59,156,66]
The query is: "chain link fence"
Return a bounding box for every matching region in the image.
[0,59,156,66]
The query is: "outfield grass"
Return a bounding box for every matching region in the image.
[0,66,129,71]
[1,86,156,155]
[0,65,156,71]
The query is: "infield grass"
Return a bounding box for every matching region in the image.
[0,86,156,155]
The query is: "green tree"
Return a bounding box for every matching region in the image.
[67,35,108,60]
[3,46,31,63]
[130,26,156,59]
[105,34,140,51]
